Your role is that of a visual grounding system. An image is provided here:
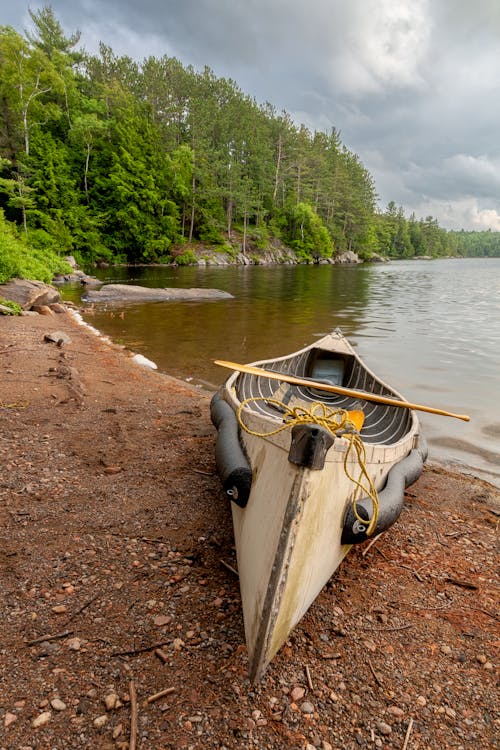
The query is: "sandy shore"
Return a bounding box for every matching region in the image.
[0,309,498,750]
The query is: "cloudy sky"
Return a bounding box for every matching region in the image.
[4,1,500,230]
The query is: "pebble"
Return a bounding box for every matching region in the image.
[32,711,51,727]
[387,706,404,718]
[416,696,427,707]
[50,698,67,711]
[440,644,452,655]
[153,615,171,627]
[376,720,392,735]
[4,712,17,727]
[291,686,306,702]
[93,714,108,729]
[301,701,315,714]
[104,692,119,710]
[67,637,82,651]
[51,604,67,614]
[113,723,123,739]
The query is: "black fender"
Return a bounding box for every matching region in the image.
[210,390,252,508]
[341,437,428,545]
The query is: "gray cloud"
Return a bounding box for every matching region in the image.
[3,0,500,230]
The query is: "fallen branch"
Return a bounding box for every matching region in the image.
[26,629,73,646]
[65,593,99,623]
[361,533,383,557]
[402,716,414,750]
[145,687,176,704]
[154,648,169,663]
[368,658,383,687]
[129,681,138,750]
[219,558,238,577]
[305,664,314,691]
[444,576,478,590]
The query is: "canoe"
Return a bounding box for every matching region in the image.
[211,330,427,682]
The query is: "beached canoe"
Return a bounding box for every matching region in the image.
[211,330,427,681]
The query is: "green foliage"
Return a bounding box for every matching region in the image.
[0,209,70,283]
[0,8,497,283]
[0,297,23,314]
[173,250,198,265]
[286,202,333,260]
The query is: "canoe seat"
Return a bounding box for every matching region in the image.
[308,353,346,386]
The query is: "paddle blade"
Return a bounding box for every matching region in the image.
[348,410,365,432]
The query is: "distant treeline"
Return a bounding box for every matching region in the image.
[0,7,498,282]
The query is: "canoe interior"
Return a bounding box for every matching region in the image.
[235,343,414,446]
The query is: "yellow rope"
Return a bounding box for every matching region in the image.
[237,397,379,536]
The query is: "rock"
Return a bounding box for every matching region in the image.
[376,721,392,735]
[32,711,51,727]
[32,305,54,315]
[93,714,108,729]
[44,331,72,346]
[4,712,17,727]
[334,251,360,264]
[153,614,172,627]
[291,686,306,702]
[301,701,315,714]
[64,255,79,269]
[82,283,233,304]
[51,604,67,614]
[0,279,61,310]
[50,698,67,711]
[49,302,67,314]
[67,637,82,650]
[104,693,119,711]
[387,706,404,718]
[0,303,15,315]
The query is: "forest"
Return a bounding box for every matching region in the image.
[1,7,499,284]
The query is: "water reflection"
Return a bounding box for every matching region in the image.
[63,258,500,487]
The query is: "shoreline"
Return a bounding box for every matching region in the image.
[0,308,498,749]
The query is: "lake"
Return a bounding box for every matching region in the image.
[62,258,500,488]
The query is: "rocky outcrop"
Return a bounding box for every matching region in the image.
[334,251,361,264]
[82,284,233,303]
[0,278,61,310]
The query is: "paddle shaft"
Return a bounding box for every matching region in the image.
[214,360,471,422]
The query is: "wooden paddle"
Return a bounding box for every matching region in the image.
[214,360,471,422]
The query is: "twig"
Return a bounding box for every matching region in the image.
[145,687,176,704]
[368,658,383,687]
[371,623,413,633]
[390,561,425,582]
[444,576,478,590]
[192,468,213,476]
[129,681,138,750]
[65,593,99,623]
[26,629,73,646]
[402,717,414,750]
[305,664,314,691]
[219,558,238,577]
[362,533,383,557]
[154,648,169,663]
[373,545,389,560]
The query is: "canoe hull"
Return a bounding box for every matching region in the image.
[213,330,423,681]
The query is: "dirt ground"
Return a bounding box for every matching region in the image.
[0,309,498,750]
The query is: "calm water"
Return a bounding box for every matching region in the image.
[62,258,500,487]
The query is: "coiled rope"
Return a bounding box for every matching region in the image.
[237,397,380,536]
